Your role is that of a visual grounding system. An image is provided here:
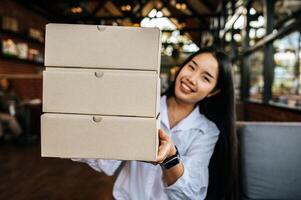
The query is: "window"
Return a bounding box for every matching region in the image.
[233,59,241,100]
[271,31,301,109]
[274,0,301,25]
[249,0,265,46]
[140,8,199,56]
[249,49,264,102]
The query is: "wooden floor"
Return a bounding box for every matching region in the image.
[0,141,116,200]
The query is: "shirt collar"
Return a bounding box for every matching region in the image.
[160,95,205,132]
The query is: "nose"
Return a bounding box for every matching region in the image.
[187,73,198,86]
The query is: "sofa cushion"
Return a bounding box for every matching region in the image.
[237,122,301,200]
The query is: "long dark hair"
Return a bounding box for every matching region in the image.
[162,47,238,200]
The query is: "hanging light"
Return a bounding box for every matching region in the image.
[181,3,186,10]
[156,11,163,18]
[250,8,256,15]
[148,9,157,18]
[71,7,82,14]
[121,5,131,11]
[176,2,186,10]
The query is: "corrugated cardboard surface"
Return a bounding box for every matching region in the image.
[45,23,161,72]
[41,113,159,161]
[43,67,159,117]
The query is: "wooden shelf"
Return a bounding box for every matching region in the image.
[0,53,43,66]
[0,29,44,46]
[0,29,44,66]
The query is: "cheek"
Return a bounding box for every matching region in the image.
[177,69,189,79]
[175,70,186,86]
[194,81,215,99]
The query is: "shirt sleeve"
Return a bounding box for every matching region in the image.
[71,158,123,176]
[164,127,219,200]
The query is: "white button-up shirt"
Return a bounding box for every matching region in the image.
[73,95,219,200]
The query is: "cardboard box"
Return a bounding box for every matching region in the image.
[43,67,160,118]
[42,24,161,161]
[41,113,159,161]
[45,23,161,72]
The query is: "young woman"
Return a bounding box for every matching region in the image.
[72,47,237,200]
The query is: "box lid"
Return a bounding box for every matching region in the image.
[45,23,161,72]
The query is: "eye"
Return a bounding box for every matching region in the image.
[188,64,195,70]
[202,76,211,83]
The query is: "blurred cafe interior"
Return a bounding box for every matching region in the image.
[0,0,300,199]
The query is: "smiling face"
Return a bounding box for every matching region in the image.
[174,52,219,104]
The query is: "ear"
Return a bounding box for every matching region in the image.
[207,89,221,98]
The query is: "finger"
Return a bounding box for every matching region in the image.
[158,129,169,141]
[158,129,166,146]
[156,142,170,163]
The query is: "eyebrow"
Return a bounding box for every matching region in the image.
[191,60,199,68]
[191,59,215,79]
[204,71,215,79]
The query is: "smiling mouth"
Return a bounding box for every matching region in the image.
[180,81,196,93]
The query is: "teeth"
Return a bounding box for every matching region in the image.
[181,82,192,92]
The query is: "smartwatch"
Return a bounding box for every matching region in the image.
[161,145,180,170]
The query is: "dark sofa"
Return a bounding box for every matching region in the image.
[237,122,301,200]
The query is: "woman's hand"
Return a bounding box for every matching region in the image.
[154,129,177,164]
[143,129,184,185]
[157,129,184,186]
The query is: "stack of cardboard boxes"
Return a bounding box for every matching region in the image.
[41,23,161,161]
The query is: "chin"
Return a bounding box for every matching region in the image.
[174,86,197,105]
